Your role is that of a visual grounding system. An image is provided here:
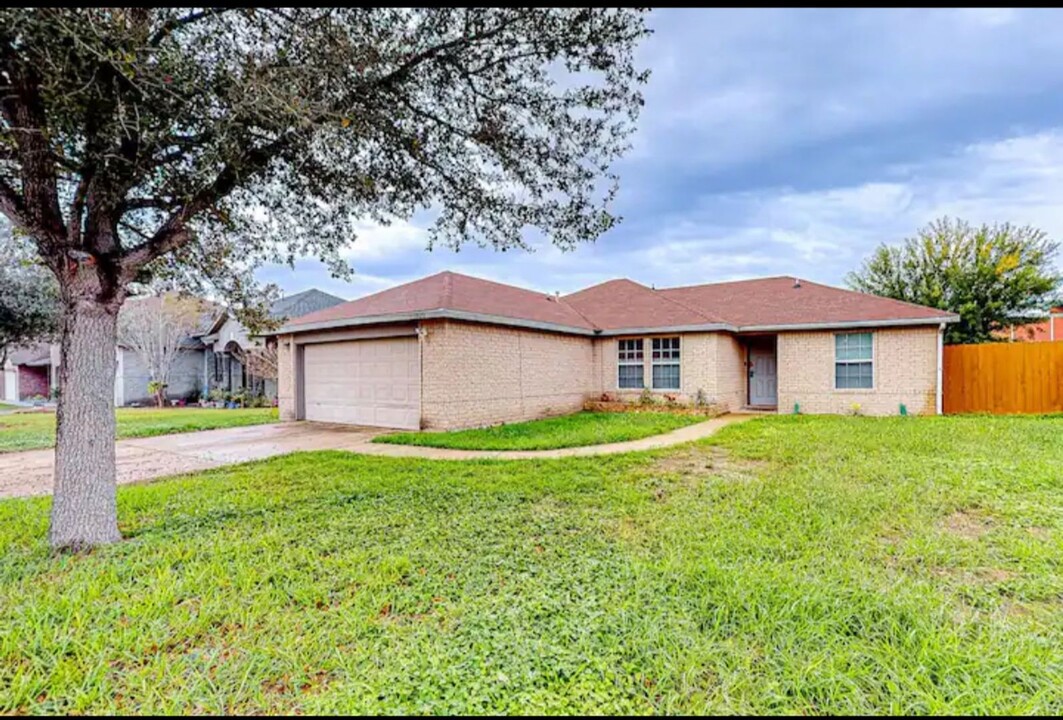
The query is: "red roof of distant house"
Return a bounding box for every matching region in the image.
[997,307,1063,342]
[279,271,958,335]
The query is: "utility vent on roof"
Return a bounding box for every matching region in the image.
[793,277,801,288]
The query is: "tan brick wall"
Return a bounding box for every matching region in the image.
[715,334,746,410]
[592,333,744,410]
[277,333,297,421]
[420,319,596,429]
[777,327,939,415]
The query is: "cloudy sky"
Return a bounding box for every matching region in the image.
[259,8,1063,300]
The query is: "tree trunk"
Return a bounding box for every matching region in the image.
[49,297,122,550]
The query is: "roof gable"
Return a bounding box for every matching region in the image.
[563,279,722,331]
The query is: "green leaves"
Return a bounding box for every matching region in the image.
[848,217,1062,344]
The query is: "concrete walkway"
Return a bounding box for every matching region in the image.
[360,414,751,460]
[0,414,752,499]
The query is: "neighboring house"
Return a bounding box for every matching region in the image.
[998,306,1063,342]
[271,271,959,430]
[3,289,345,406]
[200,289,346,399]
[2,343,59,402]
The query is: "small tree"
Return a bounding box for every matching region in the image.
[847,217,1062,344]
[0,224,59,363]
[0,9,648,549]
[244,343,278,386]
[117,294,204,407]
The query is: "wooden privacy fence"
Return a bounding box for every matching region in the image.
[943,342,1063,414]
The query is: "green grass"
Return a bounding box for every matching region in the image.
[0,407,278,453]
[374,411,706,450]
[2,415,1063,713]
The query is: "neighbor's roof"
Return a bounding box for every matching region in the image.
[277,271,958,336]
[7,343,52,367]
[269,289,346,321]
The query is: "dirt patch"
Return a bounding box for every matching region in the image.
[941,509,993,540]
[1025,526,1052,541]
[651,447,767,482]
[931,566,1018,583]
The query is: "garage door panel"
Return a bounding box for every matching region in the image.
[302,337,420,429]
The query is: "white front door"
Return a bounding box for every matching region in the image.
[748,346,778,406]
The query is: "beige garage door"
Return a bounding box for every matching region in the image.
[302,337,420,429]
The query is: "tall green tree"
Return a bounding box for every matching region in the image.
[0,223,59,363]
[847,217,1061,345]
[0,8,650,549]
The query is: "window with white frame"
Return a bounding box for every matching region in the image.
[835,332,873,389]
[651,337,681,390]
[617,339,644,389]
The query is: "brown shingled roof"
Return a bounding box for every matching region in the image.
[278,270,957,335]
[285,271,595,332]
[659,276,953,328]
[563,279,723,330]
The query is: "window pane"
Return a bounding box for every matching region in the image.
[652,363,680,390]
[836,332,872,361]
[619,364,644,389]
[836,361,872,389]
[619,339,643,362]
[652,336,680,361]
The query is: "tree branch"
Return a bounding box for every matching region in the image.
[119,133,294,280]
[149,8,232,47]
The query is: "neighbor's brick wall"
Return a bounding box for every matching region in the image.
[277,333,297,421]
[777,327,939,415]
[18,366,49,400]
[420,319,595,429]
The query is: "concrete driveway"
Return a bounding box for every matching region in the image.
[0,422,382,499]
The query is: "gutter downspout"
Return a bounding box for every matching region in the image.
[936,322,945,415]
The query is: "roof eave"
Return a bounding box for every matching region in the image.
[736,316,959,333]
[597,322,733,336]
[272,308,598,337]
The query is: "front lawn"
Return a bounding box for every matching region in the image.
[374,410,706,450]
[2,415,1062,713]
[0,407,278,453]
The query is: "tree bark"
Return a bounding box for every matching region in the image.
[49,294,122,550]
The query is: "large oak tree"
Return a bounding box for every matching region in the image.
[0,8,650,549]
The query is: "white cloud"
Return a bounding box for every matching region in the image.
[337,219,430,262]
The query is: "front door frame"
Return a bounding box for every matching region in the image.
[745,335,778,408]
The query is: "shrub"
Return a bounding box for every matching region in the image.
[849,402,863,416]
[638,387,656,406]
[694,388,709,408]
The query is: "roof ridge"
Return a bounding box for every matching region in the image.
[556,294,600,331]
[648,285,722,324]
[562,277,648,298]
[440,270,454,308]
[659,275,795,292]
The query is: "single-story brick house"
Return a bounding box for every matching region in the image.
[272,271,958,430]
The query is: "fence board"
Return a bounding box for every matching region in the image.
[943,342,1063,414]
